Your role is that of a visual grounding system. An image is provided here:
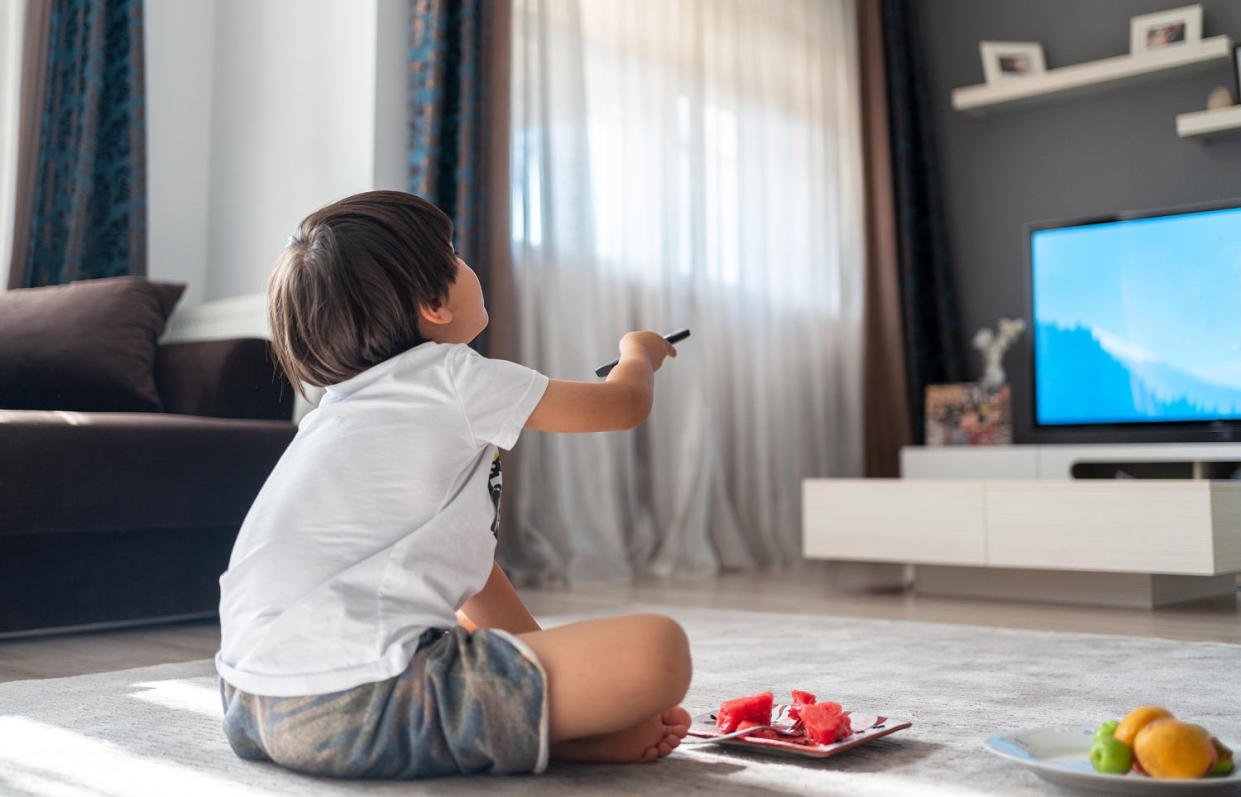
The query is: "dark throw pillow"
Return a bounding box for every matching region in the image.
[0,277,186,412]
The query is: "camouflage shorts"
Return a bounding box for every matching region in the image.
[220,626,548,779]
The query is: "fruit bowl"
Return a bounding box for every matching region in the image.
[985,727,1241,794]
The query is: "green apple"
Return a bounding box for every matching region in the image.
[1090,737,1134,775]
[1094,720,1119,742]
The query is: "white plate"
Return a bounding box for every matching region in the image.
[689,709,911,760]
[984,727,1241,794]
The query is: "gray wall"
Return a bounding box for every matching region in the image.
[916,0,1241,434]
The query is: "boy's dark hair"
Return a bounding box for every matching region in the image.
[268,191,458,394]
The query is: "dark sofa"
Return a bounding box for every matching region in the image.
[0,278,297,637]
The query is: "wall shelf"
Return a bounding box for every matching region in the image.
[952,35,1234,115]
[1177,104,1241,138]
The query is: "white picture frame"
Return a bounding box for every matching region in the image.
[1129,4,1203,55]
[979,42,1047,85]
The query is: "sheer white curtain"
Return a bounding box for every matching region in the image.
[501,0,866,583]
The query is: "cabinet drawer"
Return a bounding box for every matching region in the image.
[802,479,987,564]
[986,480,1241,575]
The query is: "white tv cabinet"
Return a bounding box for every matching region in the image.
[802,444,1241,608]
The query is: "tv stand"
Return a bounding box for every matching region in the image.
[801,443,1241,608]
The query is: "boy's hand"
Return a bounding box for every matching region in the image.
[619,331,677,373]
[525,331,675,433]
[525,330,678,433]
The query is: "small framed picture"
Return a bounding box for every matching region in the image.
[979,42,1046,84]
[925,383,1013,446]
[1129,4,1202,55]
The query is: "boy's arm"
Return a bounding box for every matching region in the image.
[457,561,541,634]
[525,331,676,433]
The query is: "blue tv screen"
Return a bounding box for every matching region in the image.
[1030,204,1241,427]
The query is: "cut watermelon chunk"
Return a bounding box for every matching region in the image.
[800,701,853,744]
[716,691,774,732]
[735,719,780,739]
[789,689,817,722]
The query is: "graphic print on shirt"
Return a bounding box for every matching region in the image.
[488,452,502,537]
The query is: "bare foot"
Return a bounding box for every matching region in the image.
[551,706,692,764]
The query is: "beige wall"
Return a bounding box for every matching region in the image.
[145,0,215,307]
[147,0,409,308]
[0,0,24,293]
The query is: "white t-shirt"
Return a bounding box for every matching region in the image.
[215,342,549,697]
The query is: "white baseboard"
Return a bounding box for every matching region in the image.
[161,292,270,343]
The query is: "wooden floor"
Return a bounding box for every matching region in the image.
[1,562,1238,684]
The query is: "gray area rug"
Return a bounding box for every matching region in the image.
[1,605,1239,796]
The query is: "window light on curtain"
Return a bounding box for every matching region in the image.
[501,0,867,584]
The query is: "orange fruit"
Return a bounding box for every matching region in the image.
[1114,706,1173,747]
[1133,719,1218,779]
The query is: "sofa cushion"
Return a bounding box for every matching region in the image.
[155,339,294,420]
[0,277,185,412]
[0,410,296,535]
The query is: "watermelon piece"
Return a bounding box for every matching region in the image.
[716,691,774,732]
[800,701,853,744]
[788,689,817,722]
[736,719,781,739]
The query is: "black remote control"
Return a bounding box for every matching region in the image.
[595,329,691,378]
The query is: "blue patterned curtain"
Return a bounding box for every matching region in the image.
[19,0,146,288]
[882,0,964,444]
[408,0,497,349]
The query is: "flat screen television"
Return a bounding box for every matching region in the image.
[1022,199,1241,444]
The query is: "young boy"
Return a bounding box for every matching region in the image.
[215,191,692,779]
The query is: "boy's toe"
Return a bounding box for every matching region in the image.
[663,706,692,732]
